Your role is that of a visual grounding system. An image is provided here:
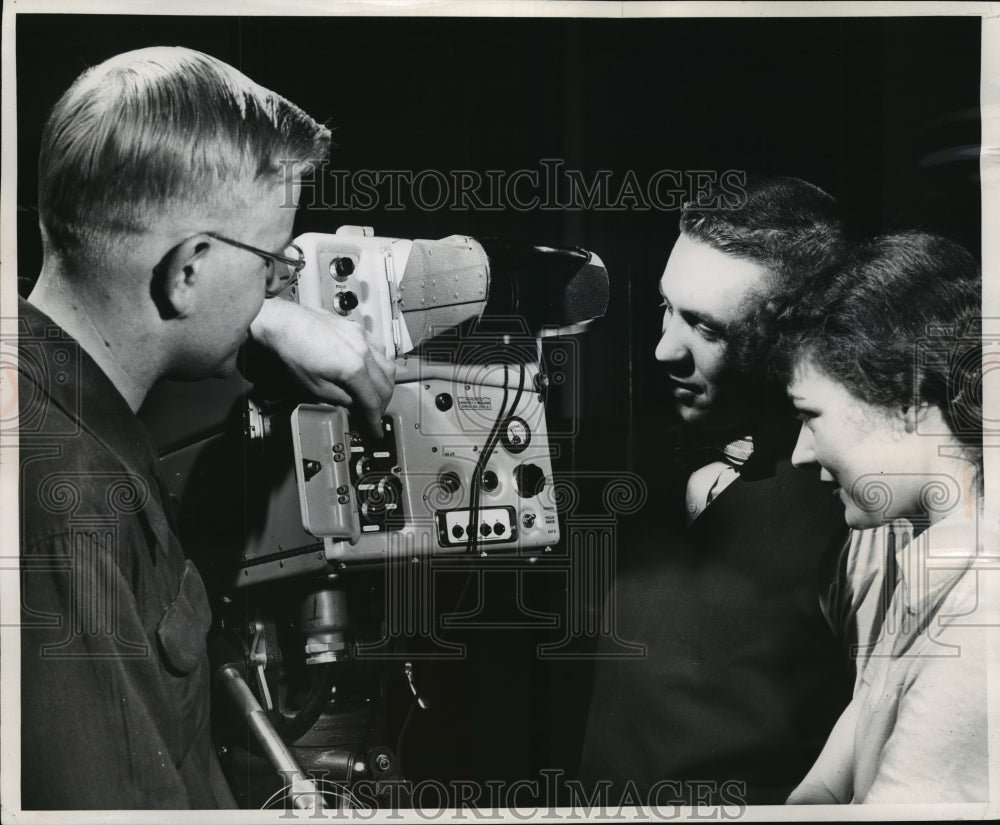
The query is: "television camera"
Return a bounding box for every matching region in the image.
[206,225,609,811]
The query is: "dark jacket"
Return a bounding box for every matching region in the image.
[579,421,853,806]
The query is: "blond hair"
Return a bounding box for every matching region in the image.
[39,47,331,264]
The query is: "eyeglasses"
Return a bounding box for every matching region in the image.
[205,232,306,297]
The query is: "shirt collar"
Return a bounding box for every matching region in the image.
[17,296,159,479]
[891,509,992,615]
[738,415,798,480]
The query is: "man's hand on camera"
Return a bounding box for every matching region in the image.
[250,299,396,432]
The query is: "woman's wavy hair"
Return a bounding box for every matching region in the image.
[770,231,982,453]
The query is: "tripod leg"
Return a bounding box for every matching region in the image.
[217,664,326,811]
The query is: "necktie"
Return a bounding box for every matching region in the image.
[685,436,754,525]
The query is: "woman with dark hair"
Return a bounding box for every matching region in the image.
[777,231,996,803]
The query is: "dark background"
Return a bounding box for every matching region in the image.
[15,11,982,802]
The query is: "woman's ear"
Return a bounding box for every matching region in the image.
[157,236,211,318]
[902,402,943,435]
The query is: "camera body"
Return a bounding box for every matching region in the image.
[292,226,492,358]
[194,225,608,804]
[234,227,602,585]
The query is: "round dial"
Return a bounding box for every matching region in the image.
[500,416,531,454]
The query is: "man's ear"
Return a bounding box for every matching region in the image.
[154,236,211,319]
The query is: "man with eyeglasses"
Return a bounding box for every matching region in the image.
[17,47,393,809]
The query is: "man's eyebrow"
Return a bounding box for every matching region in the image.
[681,307,726,330]
[655,282,725,330]
[788,395,817,411]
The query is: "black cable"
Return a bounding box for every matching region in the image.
[508,360,527,437]
[466,360,525,555]
[465,363,510,554]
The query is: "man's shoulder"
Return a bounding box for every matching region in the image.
[19,364,153,554]
[17,295,155,480]
[725,453,843,522]
[20,425,150,550]
[685,453,848,585]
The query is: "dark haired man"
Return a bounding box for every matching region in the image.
[579,177,860,806]
[18,47,394,809]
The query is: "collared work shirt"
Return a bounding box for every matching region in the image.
[17,298,235,809]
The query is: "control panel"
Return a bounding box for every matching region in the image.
[238,365,560,584]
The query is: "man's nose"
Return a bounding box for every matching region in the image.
[655,313,688,363]
[790,424,816,467]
